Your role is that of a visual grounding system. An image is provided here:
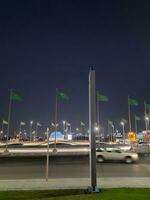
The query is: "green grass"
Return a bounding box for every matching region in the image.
[0,188,150,200]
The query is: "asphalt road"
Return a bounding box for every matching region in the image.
[0,156,149,180]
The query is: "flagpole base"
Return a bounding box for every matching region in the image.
[53,148,57,153]
[86,186,101,193]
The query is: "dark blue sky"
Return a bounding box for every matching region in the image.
[0,0,150,133]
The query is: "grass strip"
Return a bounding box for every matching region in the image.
[0,188,150,200]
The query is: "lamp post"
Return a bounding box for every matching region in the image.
[120,121,125,143]
[30,121,33,141]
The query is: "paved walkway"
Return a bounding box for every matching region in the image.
[0,178,150,190]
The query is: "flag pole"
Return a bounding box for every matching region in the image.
[107,121,110,142]
[135,115,137,134]
[2,121,4,135]
[88,67,99,192]
[97,91,100,142]
[36,123,38,139]
[46,128,49,181]
[5,89,13,152]
[19,122,22,141]
[0,121,4,141]
[54,88,58,152]
[128,96,132,131]
[144,101,147,131]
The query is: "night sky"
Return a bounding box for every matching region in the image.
[1,0,150,134]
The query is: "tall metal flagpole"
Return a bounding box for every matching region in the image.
[36,123,38,138]
[0,121,4,141]
[88,67,99,193]
[96,91,100,142]
[54,88,58,152]
[128,96,132,131]
[135,115,138,134]
[19,122,22,141]
[2,121,4,135]
[5,89,13,152]
[46,128,50,181]
[144,102,148,131]
[107,121,110,142]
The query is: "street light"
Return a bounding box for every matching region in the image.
[94,126,99,132]
[30,121,33,141]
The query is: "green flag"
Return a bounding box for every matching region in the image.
[3,120,8,125]
[97,94,108,102]
[121,118,127,123]
[81,122,85,126]
[57,91,69,100]
[128,97,138,106]
[20,121,26,126]
[135,116,140,121]
[11,92,22,101]
[37,122,41,126]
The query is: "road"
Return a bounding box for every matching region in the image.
[0,156,149,179]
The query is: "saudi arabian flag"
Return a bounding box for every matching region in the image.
[20,121,26,126]
[37,122,41,126]
[11,92,22,101]
[57,91,69,100]
[128,97,138,106]
[97,93,108,102]
[3,120,8,125]
[121,118,127,123]
[81,122,85,126]
[135,116,140,121]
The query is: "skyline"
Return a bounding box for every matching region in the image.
[1,1,150,133]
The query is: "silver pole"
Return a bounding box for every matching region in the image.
[30,122,33,141]
[144,102,147,131]
[46,128,50,181]
[36,123,38,139]
[19,122,22,141]
[107,121,110,142]
[96,91,100,142]
[112,124,114,142]
[1,121,4,139]
[123,123,125,143]
[111,125,113,142]
[5,89,13,152]
[88,67,99,192]
[128,96,132,131]
[63,121,66,138]
[135,115,137,134]
[54,88,58,152]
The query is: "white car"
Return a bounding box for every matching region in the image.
[96,148,139,164]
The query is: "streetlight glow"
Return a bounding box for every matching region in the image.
[120,121,124,126]
[94,126,99,132]
[145,116,149,121]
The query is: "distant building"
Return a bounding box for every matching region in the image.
[49,131,64,141]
